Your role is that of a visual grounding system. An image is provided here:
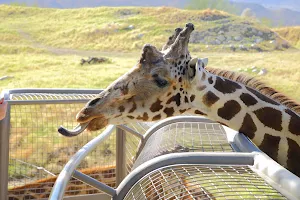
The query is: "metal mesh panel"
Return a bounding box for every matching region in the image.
[7,92,116,199]
[124,122,153,174]
[124,165,287,200]
[10,93,96,101]
[133,122,232,169]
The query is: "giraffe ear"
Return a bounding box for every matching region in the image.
[140,44,163,64]
[201,58,208,67]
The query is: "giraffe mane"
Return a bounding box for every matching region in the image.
[206,67,300,114]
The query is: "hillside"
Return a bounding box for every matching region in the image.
[273,26,300,48]
[3,0,300,26]
[231,2,300,27]
[0,5,299,102]
[0,5,291,53]
[231,0,300,12]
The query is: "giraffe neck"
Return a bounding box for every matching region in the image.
[190,69,300,176]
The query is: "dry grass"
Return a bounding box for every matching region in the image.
[1,50,299,103]
[0,5,247,52]
[273,26,300,48]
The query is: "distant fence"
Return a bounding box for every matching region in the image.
[0,89,148,200]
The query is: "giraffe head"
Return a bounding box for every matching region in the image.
[59,23,208,136]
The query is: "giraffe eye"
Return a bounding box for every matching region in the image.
[152,74,168,88]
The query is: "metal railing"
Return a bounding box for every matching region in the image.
[49,115,300,200]
[1,89,143,200]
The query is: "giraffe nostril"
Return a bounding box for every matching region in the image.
[88,98,100,107]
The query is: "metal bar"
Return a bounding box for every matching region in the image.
[252,153,300,200]
[5,88,103,94]
[0,90,10,200]
[117,125,144,139]
[233,133,261,153]
[73,170,116,196]
[49,125,116,200]
[63,193,111,200]
[116,127,126,186]
[222,125,261,153]
[35,194,111,200]
[7,99,91,105]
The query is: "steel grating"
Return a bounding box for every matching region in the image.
[6,92,117,199]
[124,165,287,200]
[133,122,232,169]
[124,122,154,173]
[10,93,97,101]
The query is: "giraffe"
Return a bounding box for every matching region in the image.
[59,23,300,177]
[7,165,116,200]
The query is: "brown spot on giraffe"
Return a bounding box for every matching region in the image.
[127,115,134,119]
[129,101,137,113]
[166,93,181,106]
[258,134,281,161]
[202,91,219,107]
[150,98,163,112]
[239,114,257,139]
[254,107,283,131]
[194,110,205,115]
[164,107,175,117]
[287,138,300,177]
[185,96,189,103]
[214,77,242,94]
[247,87,280,106]
[179,109,186,114]
[114,114,122,118]
[218,100,241,120]
[190,95,195,102]
[285,109,300,136]
[240,93,258,106]
[152,114,161,121]
[136,112,149,121]
[118,106,125,112]
[208,76,213,84]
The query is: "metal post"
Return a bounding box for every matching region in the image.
[116,127,126,186]
[0,91,10,200]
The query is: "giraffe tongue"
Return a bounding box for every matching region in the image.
[58,122,89,137]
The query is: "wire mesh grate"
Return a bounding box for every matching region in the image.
[133,122,233,169]
[6,92,116,200]
[124,122,154,173]
[124,165,287,200]
[10,93,98,101]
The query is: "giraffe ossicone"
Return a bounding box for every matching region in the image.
[59,23,300,178]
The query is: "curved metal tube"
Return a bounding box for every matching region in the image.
[49,125,116,200]
[58,122,89,137]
